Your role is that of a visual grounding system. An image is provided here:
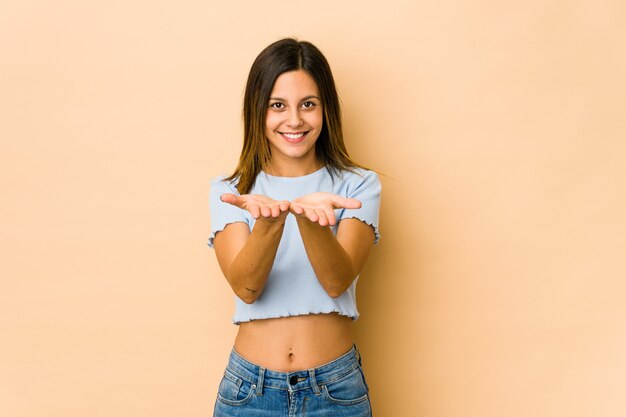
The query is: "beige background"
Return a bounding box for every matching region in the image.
[2,1,625,416]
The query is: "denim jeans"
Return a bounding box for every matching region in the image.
[213,344,372,417]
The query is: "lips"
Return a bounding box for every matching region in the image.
[279,131,308,143]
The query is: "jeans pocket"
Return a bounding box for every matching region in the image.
[216,369,255,406]
[321,366,369,405]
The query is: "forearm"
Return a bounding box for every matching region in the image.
[295,216,357,298]
[227,219,285,304]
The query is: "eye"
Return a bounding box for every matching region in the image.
[269,102,285,110]
[301,101,316,109]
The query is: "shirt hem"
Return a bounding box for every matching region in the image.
[232,310,359,325]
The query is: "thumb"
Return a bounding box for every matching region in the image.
[333,197,362,209]
[220,193,242,207]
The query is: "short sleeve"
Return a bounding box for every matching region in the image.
[339,169,382,245]
[207,176,249,248]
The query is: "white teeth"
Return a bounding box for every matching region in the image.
[283,132,304,139]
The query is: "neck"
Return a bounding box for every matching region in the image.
[264,156,323,177]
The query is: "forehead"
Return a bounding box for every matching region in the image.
[271,70,319,97]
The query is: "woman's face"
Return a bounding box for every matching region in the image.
[265,69,323,171]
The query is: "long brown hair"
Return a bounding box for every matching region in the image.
[227,38,365,194]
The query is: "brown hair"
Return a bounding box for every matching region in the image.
[227,38,365,194]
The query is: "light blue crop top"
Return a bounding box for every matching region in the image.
[207,166,381,325]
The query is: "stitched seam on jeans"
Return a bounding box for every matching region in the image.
[225,367,255,385]
[317,362,360,385]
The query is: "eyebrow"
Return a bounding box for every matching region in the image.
[269,95,320,102]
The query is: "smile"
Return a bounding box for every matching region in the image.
[279,131,309,143]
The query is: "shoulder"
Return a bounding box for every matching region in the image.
[210,175,240,194]
[335,167,380,189]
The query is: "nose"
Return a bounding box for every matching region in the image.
[287,108,303,128]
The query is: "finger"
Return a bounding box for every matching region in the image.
[305,208,319,223]
[315,209,328,227]
[332,197,362,209]
[325,208,337,226]
[260,205,272,218]
[279,201,290,212]
[270,205,280,218]
[220,193,241,206]
[249,204,261,219]
[291,203,304,215]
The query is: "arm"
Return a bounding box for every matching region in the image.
[213,194,289,304]
[291,193,376,298]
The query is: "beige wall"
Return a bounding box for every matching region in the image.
[2,1,625,416]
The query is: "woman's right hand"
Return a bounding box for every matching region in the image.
[220,194,290,223]
[215,193,290,304]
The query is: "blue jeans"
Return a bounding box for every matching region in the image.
[213,344,372,417]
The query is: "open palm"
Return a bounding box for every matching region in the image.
[220,193,290,221]
[290,192,361,227]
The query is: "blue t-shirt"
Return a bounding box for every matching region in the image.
[208,166,381,324]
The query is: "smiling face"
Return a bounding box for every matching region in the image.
[264,69,323,176]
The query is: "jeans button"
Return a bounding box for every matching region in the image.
[289,375,298,385]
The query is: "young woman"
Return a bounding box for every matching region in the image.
[208,38,381,417]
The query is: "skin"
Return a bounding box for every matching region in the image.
[213,70,376,371]
[264,68,323,176]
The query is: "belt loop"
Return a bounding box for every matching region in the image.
[308,369,321,395]
[256,367,265,396]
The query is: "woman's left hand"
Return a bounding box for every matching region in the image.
[290,192,361,227]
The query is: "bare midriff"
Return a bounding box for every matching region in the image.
[233,312,354,372]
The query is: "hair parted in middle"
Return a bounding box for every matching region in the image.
[227,37,364,194]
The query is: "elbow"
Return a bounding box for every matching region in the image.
[235,287,261,304]
[240,295,258,304]
[327,283,351,298]
[324,272,358,299]
[226,268,263,304]
[236,288,260,304]
[327,289,345,299]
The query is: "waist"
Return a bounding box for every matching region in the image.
[226,344,363,391]
[234,313,353,372]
